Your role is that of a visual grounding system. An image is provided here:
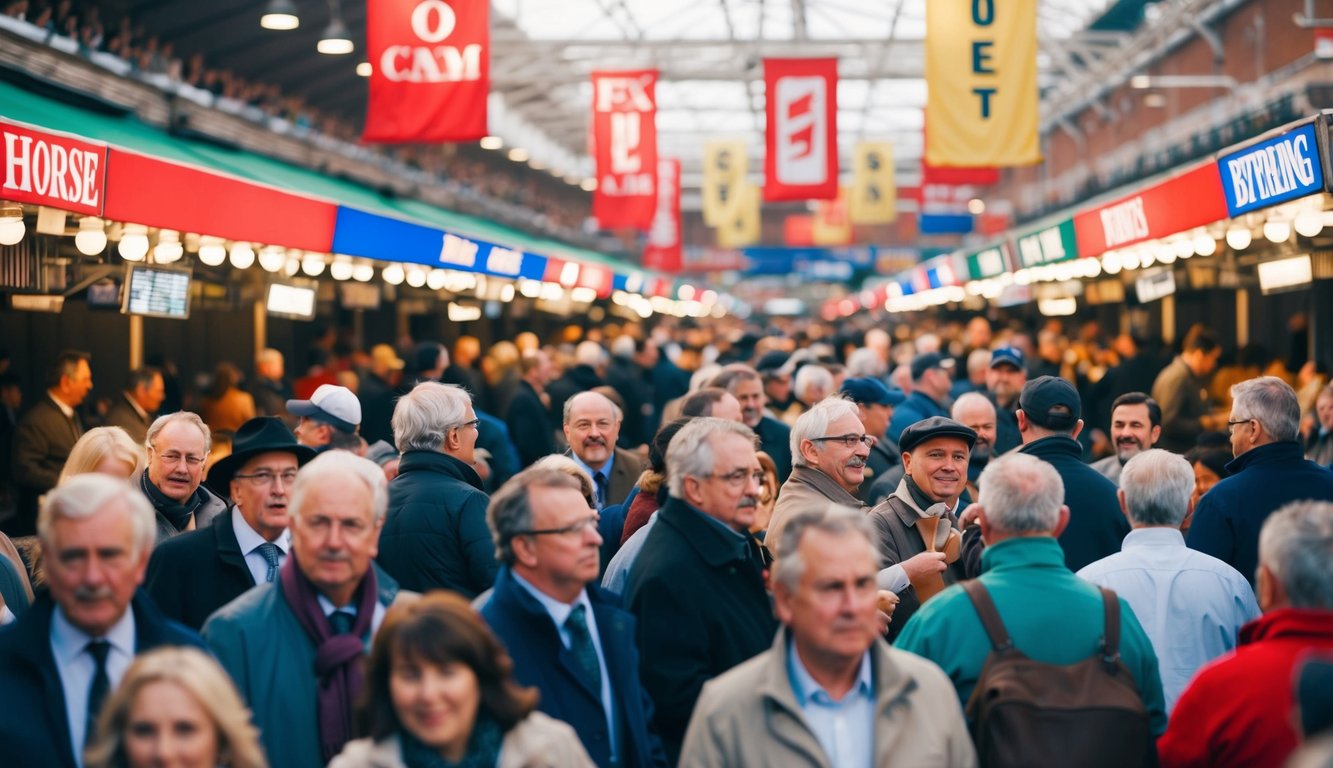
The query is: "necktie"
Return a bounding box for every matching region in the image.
[594,471,609,510]
[565,604,602,691]
[85,640,111,746]
[329,609,355,636]
[255,542,282,583]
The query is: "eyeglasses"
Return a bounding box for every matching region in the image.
[152,450,207,468]
[232,470,299,487]
[515,514,600,537]
[452,418,481,432]
[1226,418,1253,435]
[809,433,877,449]
[710,469,766,487]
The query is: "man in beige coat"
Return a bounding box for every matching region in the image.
[679,504,976,768]
[767,397,870,555]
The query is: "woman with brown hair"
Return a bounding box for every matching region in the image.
[331,591,594,768]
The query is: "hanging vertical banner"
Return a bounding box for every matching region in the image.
[812,188,853,245]
[702,141,747,226]
[718,181,761,248]
[363,0,490,143]
[643,158,682,272]
[925,0,1040,167]
[591,69,658,230]
[764,58,839,201]
[849,142,896,224]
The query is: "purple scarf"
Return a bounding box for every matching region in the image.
[279,554,378,763]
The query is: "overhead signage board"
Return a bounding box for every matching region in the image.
[1015,218,1078,267]
[1,119,106,215]
[965,242,1012,280]
[1135,267,1177,303]
[331,206,548,281]
[1217,122,1324,217]
[1073,164,1229,257]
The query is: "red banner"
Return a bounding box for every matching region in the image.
[1,120,105,215]
[1073,163,1229,257]
[920,118,998,185]
[784,215,814,246]
[363,0,490,143]
[643,158,682,272]
[591,70,658,230]
[764,58,838,201]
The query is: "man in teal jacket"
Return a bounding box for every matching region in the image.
[896,452,1168,737]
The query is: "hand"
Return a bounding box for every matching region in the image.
[958,503,983,528]
[900,551,947,579]
[875,590,899,634]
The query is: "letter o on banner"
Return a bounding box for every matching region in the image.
[412,0,456,43]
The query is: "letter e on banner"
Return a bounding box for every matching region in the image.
[591,70,658,231]
[764,58,838,201]
[363,0,490,143]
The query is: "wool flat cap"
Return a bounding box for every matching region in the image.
[899,416,977,453]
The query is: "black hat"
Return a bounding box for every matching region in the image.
[899,416,977,454]
[754,350,790,374]
[205,417,317,496]
[989,346,1027,371]
[910,352,955,381]
[840,377,907,407]
[1019,375,1082,431]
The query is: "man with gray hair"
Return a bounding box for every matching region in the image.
[1078,449,1259,712]
[781,364,835,425]
[139,411,227,542]
[681,504,976,767]
[897,452,1167,737]
[624,417,777,763]
[0,475,204,768]
[204,451,413,768]
[1188,376,1333,586]
[479,468,667,768]
[1160,500,1333,768]
[377,381,495,597]
[564,391,644,510]
[768,396,871,554]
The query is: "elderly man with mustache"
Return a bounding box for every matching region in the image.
[564,391,645,511]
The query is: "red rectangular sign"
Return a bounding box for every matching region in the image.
[764,58,838,201]
[1073,163,1229,256]
[642,158,681,272]
[592,70,658,231]
[0,120,105,215]
[363,0,490,142]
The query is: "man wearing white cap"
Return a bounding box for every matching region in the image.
[287,384,362,454]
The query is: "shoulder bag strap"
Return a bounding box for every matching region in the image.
[1099,587,1123,673]
[961,580,1015,652]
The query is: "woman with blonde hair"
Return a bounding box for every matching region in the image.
[58,426,141,484]
[530,454,597,509]
[86,646,267,768]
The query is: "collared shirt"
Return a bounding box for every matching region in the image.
[601,513,656,595]
[316,592,387,639]
[1077,527,1260,712]
[570,451,616,509]
[48,391,75,419]
[50,606,136,767]
[231,510,291,586]
[787,640,875,768]
[511,570,618,763]
[123,392,149,421]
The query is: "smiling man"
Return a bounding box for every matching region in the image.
[480,468,667,768]
[145,417,315,630]
[139,412,228,542]
[768,397,871,555]
[564,391,645,510]
[1090,393,1162,485]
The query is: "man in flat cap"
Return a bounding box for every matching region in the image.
[868,416,977,640]
[840,377,907,504]
[886,353,954,445]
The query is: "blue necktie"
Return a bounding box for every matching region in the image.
[255,542,281,583]
[594,471,609,510]
[85,640,111,746]
[566,604,602,691]
[329,610,355,635]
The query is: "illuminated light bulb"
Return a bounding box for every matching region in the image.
[258,245,287,272]
[118,224,149,261]
[301,253,326,276]
[352,261,375,282]
[426,269,447,290]
[405,267,427,288]
[153,230,183,263]
[1293,211,1324,238]
[329,257,354,280]
[198,237,227,266]
[229,242,256,269]
[1225,227,1252,250]
[1263,219,1291,243]
[382,264,405,285]
[75,217,107,255]
[1193,234,1215,257]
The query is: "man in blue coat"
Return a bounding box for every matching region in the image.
[1188,376,1333,585]
[887,352,955,445]
[480,467,667,768]
[0,474,204,768]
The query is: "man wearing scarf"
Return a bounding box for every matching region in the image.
[139,412,228,543]
[867,417,978,641]
[203,450,415,768]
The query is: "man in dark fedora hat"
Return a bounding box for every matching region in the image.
[145,417,315,629]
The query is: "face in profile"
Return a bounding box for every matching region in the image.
[123,680,219,768]
[390,654,481,763]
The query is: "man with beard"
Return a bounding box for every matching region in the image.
[986,346,1027,454]
[867,417,976,640]
[768,397,871,553]
[713,364,793,483]
[138,412,228,542]
[952,393,998,503]
[1091,392,1162,485]
[145,417,315,629]
[564,392,644,510]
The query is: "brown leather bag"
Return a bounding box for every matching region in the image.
[961,580,1154,768]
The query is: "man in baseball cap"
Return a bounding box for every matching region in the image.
[987,346,1027,453]
[886,353,955,445]
[287,384,362,453]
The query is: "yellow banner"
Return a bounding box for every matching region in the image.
[717,181,760,248]
[702,141,748,227]
[925,0,1041,167]
[849,143,896,224]
[813,188,853,246]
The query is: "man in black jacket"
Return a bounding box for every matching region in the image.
[9,351,91,536]
[378,381,496,597]
[506,349,558,468]
[1016,376,1128,571]
[145,417,315,629]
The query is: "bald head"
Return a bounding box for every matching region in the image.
[952,392,997,460]
[564,392,623,471]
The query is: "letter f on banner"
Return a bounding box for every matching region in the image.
[764,58,839,202]
[591,70,658,231]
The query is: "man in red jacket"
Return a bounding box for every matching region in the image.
[1159,499,1333,768]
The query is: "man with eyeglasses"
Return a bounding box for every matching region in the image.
[287,384,363,454]
[378,381,497,598]
[145,417,315,630]
[624,417,777,764]
[480,468,667,768]
[137,412,227,543]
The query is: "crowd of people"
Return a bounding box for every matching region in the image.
[0,0,596,240]
[0,313,1331,768]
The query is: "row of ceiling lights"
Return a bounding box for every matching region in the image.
[260,0,354,55]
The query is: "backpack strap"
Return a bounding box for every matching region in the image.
[961,580,1015,652]
[1098,587,1123,674]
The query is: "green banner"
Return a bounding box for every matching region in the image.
[1015,218,1079,267]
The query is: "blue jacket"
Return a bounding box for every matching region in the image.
[0,590,205,768]
[1018,435,1128,572]
[1188,441,1333,585]
[886,391,950,445]
[755,415,793,484]
[480,567,667,768]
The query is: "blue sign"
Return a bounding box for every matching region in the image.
[331,207,548,281]
[1218,122,1324,216]
[918,213,974,235]
[741,246,873,276]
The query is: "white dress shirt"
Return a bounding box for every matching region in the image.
[1077,527,1261,712]
[231,511,291,586]
[50,606,136,767]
